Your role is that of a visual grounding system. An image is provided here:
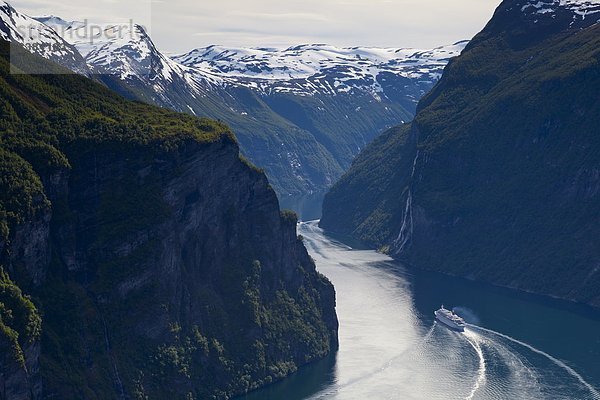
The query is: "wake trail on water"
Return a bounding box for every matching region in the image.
[301,221,599,399]
[422,323,436,343]
[463,330,487,400]
[467,324,600,399]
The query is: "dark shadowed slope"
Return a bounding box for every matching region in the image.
[0,40,337,400]
[321,0,600,307]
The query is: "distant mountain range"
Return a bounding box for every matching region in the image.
[173,44,462,97]
[320,0,600,306]
[0,1,465,196]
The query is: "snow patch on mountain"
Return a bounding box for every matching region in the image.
[1,2,465,100]
[172,42,467,96]
[520,0,600,24]
[0,1,88,73]
[560,0,600,17]
[39,19,225,89]
[1,2,465,101]
[70,23,158,77]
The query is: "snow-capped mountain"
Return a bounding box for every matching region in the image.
[56,19,463,102]
[173,43,466,97]
[0,2,88,74]
[0,1,465,196]
[34,19,226,109]
[68,23,182,79]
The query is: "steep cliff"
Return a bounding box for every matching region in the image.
[0,40,337,399]
[321,0,600,306]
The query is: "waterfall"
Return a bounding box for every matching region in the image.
[394,150,419,254]
[100,312,126,400]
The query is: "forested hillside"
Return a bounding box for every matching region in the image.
[321,0,600,306]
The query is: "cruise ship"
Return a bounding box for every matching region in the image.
[434,306,466,332]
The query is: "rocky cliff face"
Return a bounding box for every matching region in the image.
[0,260,42,400]
[0,339,40,400]
[321,0,600,306]
[37,137,338,399]
[0,40,337,399]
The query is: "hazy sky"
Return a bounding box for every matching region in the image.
[13,0,501,53]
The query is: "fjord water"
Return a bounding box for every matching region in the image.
[279,192,326,222]
[243,221,600,400]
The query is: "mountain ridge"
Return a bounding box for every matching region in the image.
[172,42,466,97]
[0,1,465,197]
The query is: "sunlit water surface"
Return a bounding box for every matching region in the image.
[242,221,600,400]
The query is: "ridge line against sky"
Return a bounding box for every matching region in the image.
[11,0,501,53]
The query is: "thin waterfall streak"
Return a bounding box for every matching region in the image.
[395,150,419,253]
[395,192,412,248]
[100,313,126,400]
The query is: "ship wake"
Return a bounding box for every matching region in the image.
[467,324,600,400]
[463,330,487,400]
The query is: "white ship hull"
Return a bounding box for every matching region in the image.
[434,310,465,332]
